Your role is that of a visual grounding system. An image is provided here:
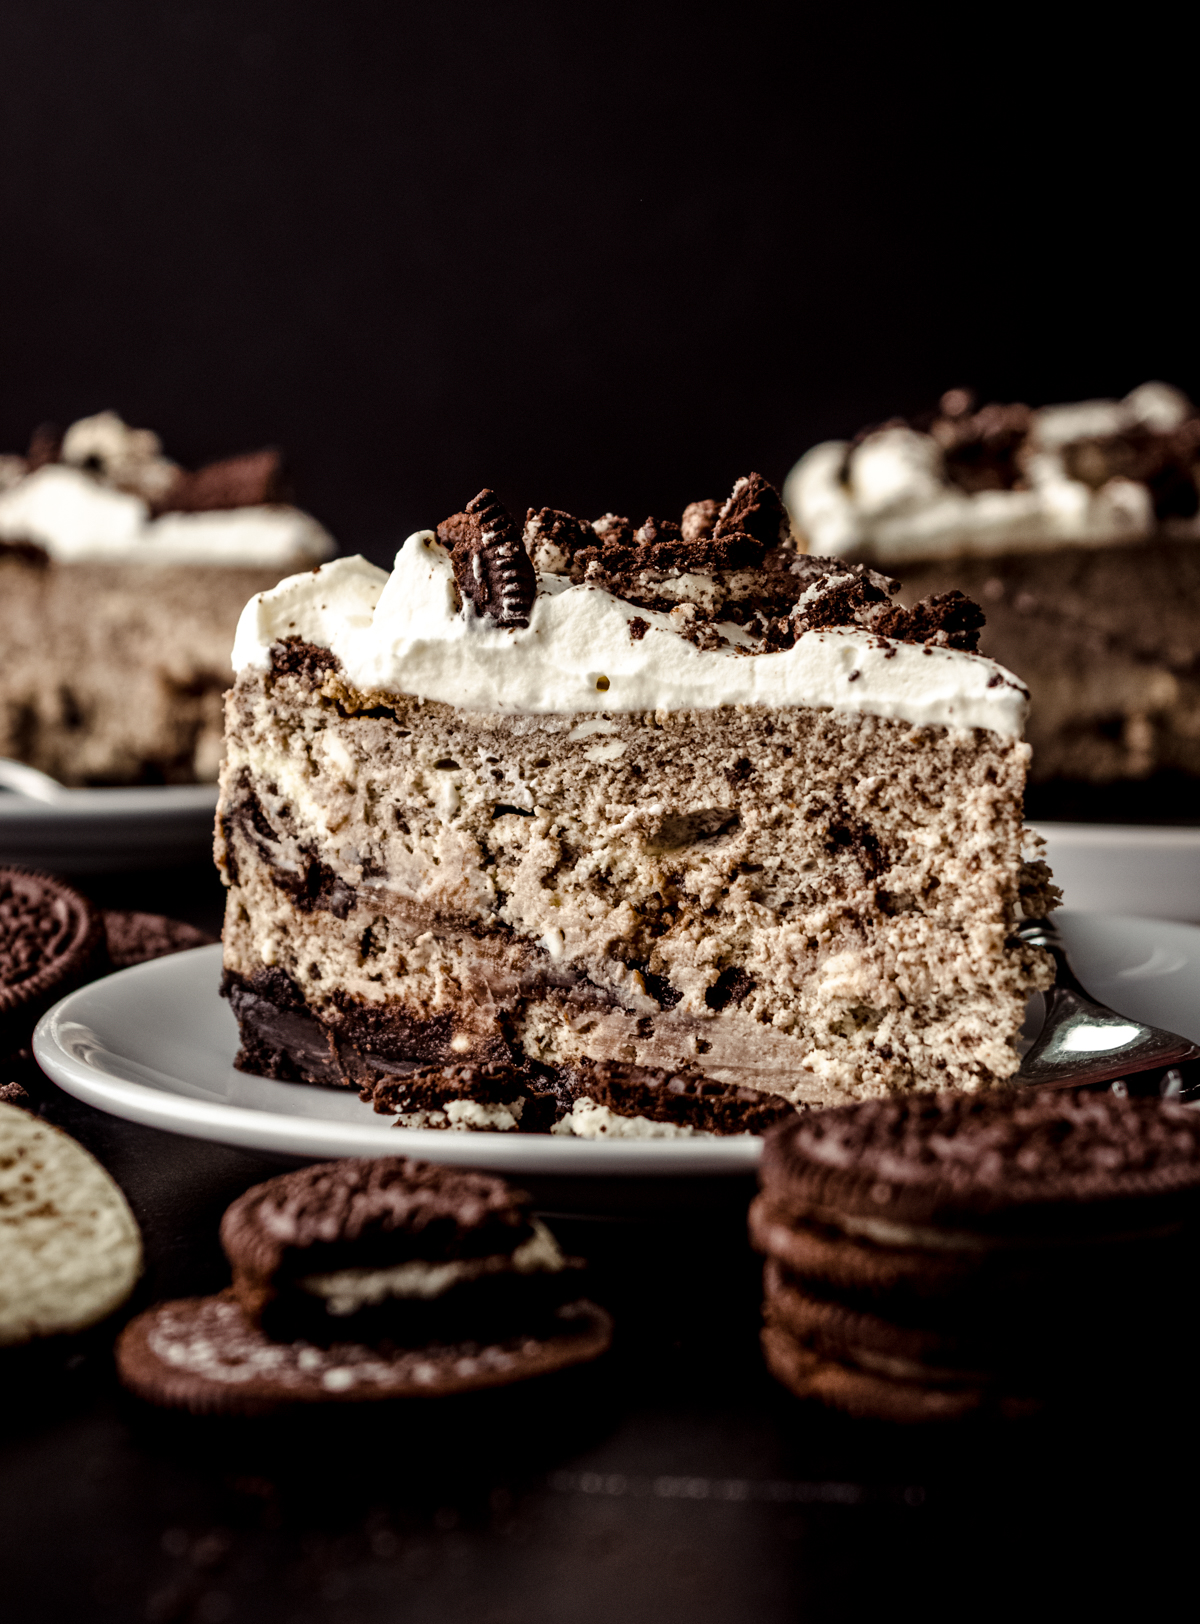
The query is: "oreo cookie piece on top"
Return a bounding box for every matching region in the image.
[552,1059,798,1138]
[220,1157,584,1347]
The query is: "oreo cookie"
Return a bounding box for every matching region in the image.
[101,910,216,969]
[437,489,537,627]
[712,471,792,550]
[0,868,103,1064]
[752,1090,1200,1420]
[117,1158,610,1413]
[117,1291,611,1417]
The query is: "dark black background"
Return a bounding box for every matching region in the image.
[2,1,1195,565]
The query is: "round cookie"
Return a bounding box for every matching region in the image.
[759,1089,1200,1244]
[763,1257,992,1384]
[102,910,216,970]
[759,1323,1021,1425]
[0,1101,142,1345]
[748,1194,984,1301]
[1,868,103,1060]
[220,1157,541,1302]
[220,1156,582,1347]
[116,1290,612,1416]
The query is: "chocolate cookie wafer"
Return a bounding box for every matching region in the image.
[117,1158,610,1413]
[117,1291,611,1418]
[1,868,103,1064]
[360,1056,797,1137]
[364,1060,533,1132]
[221,1157,584,1347]
[752,1090,1200,1419]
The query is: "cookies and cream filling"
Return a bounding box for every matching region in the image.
[0,411,334,567]
[298,1219,566,1316]
[232,539,1028,737]
[392,1098,525,1133]
[784,382,1199,563]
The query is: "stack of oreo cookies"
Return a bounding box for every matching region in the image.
[751,1089,1200,1421]
[117,1157,612,1414]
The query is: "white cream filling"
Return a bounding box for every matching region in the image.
[232,537,1028,737]
[0,461,334,566]
[550,1097,734,1140]
[784,381,1195,564]
[299,1218,565,1315]
[390,1097,524,1133]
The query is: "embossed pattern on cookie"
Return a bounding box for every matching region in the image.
[438,488,537,627]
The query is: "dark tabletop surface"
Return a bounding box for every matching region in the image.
[2,862,1195,1624]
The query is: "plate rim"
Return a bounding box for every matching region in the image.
[0,782,220,822]
[1030,820,1200,848]
[31,945,764,1176]
[34,912,1200,1174]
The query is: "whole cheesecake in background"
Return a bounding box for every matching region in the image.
[784,383,1200,812]
[0,412,334,785]
[215,475,1053,1113]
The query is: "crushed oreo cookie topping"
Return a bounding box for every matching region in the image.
[434,471,986,655]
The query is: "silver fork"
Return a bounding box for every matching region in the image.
[1015,917,1200,1100]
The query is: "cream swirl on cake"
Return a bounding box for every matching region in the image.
[233,539,1028,735]
[785,382,1200,563]
[0,410,333,567]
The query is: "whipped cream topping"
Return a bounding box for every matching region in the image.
[784,381,1196,564]
[0,413,334,567]
[232,537,1029,738]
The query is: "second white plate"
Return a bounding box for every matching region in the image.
[0,782,219,872]
[32,912,1200,1175]
[1034,822,1200,922]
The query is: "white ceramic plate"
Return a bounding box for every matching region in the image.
[32,912,1200,1175]
[1034,822,1200,922]
[0,782,219,872]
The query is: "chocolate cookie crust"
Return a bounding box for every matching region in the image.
[116,1290,612,1416]
[568,1058,798,1135]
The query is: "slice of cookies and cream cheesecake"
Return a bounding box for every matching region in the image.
[0,411,333,784]
[784,383,1200,797]
[216,475,1053,1112]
